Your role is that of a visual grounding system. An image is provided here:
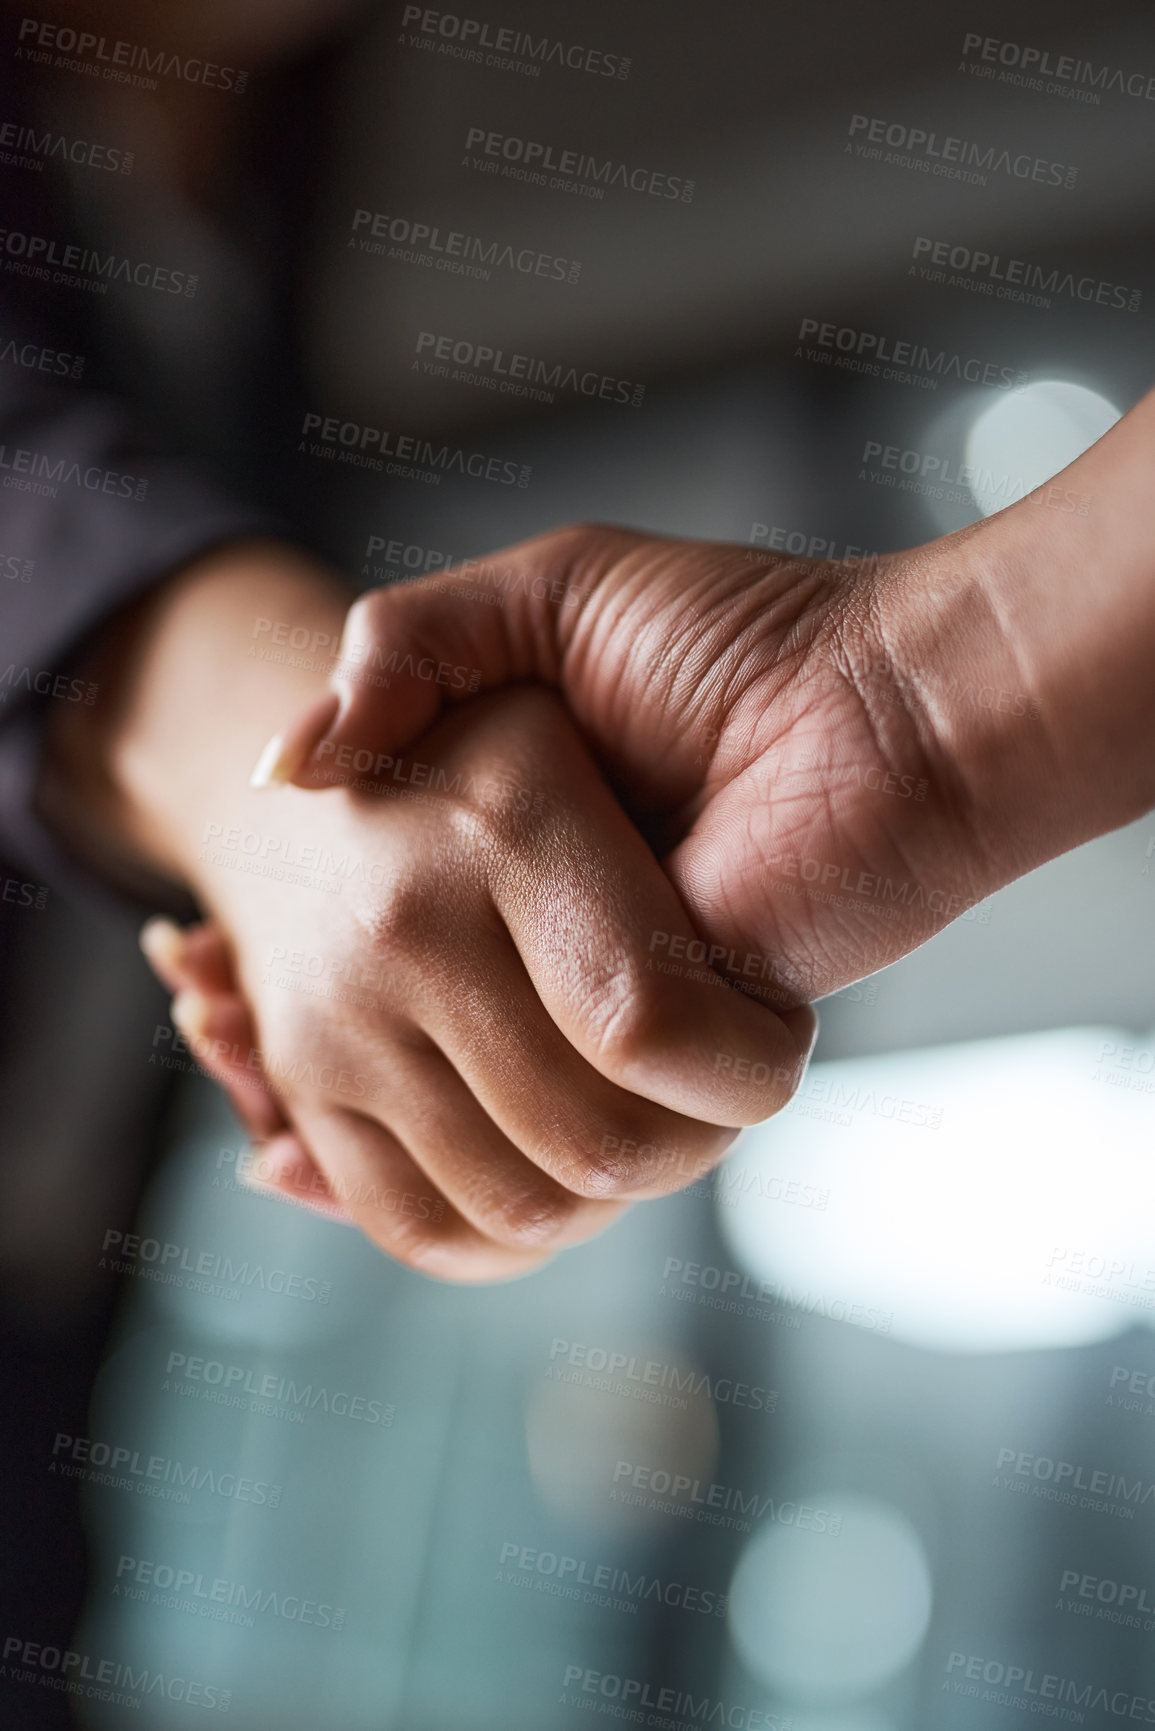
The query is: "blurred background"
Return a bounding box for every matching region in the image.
[3,0,1155,1725]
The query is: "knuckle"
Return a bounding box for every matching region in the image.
[570,1143,636,1200]
[534,1124,634,1200]
[547,1114,669,1199]
[369,1210,446,1271]
[449,786,532,870]
[658,1123,737,1189]
[493,1181,581,1248]
[365,871,436,959]
[345,589,392,639]
[534,1103,731,1202]
[606,1118,734,1196]
[588,970,670,1076]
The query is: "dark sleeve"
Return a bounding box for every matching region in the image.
[0,371,283,904]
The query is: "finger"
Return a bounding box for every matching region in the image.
[417,934,737,1203]
[140,916,239,996]
[293,1105,554,1283]
[476,700,818,1125]
[144,924,293,1141]
[248,692,339,790]
[164,978,352,1220]
[273,529,638,791]
[379,1037,625,1251]
[238,1131,356,1226]
[170,986,286,1141]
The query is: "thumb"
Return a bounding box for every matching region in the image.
[248,580,506,792]
[247,527,639,793]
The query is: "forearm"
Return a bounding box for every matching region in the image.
[888,387,1155,872]
[48,540,352,905]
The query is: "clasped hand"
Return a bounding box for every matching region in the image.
[145,673,815,1282]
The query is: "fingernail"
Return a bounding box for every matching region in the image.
[249,692,342,790]
[139,916,185,972]
[240,1136,355,1226]
[249,731,301,790]
[170,987,211,1042]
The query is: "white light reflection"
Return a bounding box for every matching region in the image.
[728,1494,931,1699]
[717,1027,1155,1354]
[965,380,1119,518]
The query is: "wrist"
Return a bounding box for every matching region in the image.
[880,434,1155,882]
[49,541,353,901]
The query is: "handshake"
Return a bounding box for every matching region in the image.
[109,411,1143,1283]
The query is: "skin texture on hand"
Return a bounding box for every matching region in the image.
[279,389,1155,1005]
[139,916,355,1225]
[275,526,987,1004]
[52,543,815,1283]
